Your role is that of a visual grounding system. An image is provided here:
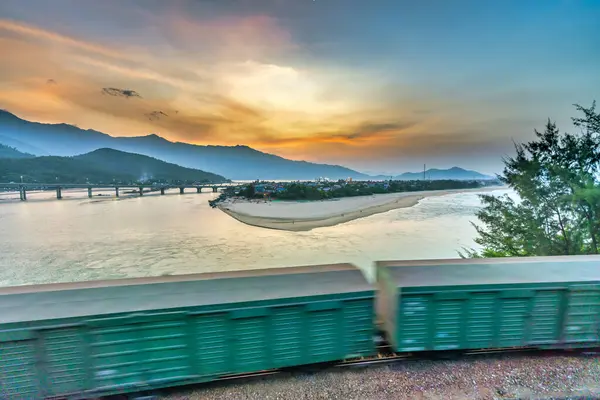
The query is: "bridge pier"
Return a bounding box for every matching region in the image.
[88,187,93,198]
[115,187,119,198]
[20,187,26,201]
[160,188,165,195]
[212,186,218,193]
[196,187,202,193]
[139,187,144,196]
[56,187,62,200]
[179,187,185,194]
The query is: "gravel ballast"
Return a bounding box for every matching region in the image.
[162,353,600,400]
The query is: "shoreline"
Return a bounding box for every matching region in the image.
[218,186,507,231]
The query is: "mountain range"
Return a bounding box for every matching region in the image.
[391,167,493,181]
[0,143,34,159]
[0,110,494,181]
[0,148,227,184]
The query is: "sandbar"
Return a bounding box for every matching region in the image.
[218,187,505,231]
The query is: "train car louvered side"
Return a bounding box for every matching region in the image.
[0,330,40,399]
[87,312,194,392]
[563,284,600,345]
[466,292,496,348]
[0,264,374,398]
[343,299,374,358]
[396,293,429,351]
[377,257,600,353]
[271,306,304,367]
[190,297,374,377]
[193,312,230,376]
[391,286,600,352]
[42,328,87,397]
[0,328,90,399]
[187,298,374,380]
[231,310,270,373]
[1,297,374,399]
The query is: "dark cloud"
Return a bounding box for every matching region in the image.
[346,121,416,139]
[46,79,57,85]
[145,110,169,121]
[101,87,142,98]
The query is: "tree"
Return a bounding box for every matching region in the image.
[464,102,600,258]
[242,183,256,199]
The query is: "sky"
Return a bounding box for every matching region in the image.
[0,0,599,175]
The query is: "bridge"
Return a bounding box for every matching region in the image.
[0,182,243,201]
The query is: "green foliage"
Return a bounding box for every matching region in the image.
[275,183,326,200]
[240,183,256,198]
[238,179,498,201]
[280,180,491,201]
[466,102,600,258]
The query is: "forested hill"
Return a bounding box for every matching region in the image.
[0,148,228,184]
[0,143,34,159]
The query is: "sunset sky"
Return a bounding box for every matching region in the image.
[0,0,598,174]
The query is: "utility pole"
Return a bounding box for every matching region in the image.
[423,164,426,181]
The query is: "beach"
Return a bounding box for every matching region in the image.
[218,187,503,231]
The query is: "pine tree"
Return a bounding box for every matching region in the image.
[464,102,600,257]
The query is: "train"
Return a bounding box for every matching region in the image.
[1,255,599,399]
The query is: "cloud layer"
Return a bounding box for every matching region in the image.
[0,0,598,174]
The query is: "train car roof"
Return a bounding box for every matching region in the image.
[0,263,372,324]
[377,255,600,288]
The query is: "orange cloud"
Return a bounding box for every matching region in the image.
[0,12,474,168]
[72,55,202,93]
[254,122,415,148]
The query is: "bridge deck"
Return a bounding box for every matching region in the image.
[0,183,237,188]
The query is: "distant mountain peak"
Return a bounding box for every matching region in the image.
[145,133,163,139]
[86,147,124,154]
[134,133,171,142]
[0,109,22,121]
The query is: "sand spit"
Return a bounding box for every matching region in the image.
[218,187,505,231]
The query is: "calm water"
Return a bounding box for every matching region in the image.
[0,189,510,286]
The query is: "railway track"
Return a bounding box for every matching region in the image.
[136,345,599,400]
[212,345,598,383]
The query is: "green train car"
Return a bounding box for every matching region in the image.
[377,256,600,353]
[2,256,599,399]
[0,264,375,399]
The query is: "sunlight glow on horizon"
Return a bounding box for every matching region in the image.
[0,0,598,174]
